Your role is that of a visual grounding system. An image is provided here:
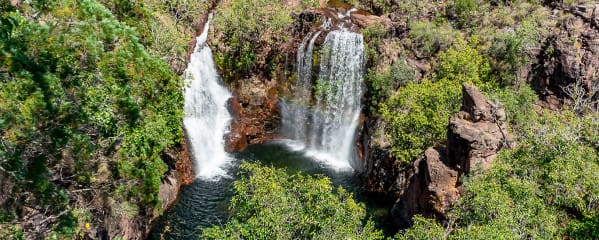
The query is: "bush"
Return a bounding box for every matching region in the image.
[409,21,459,58]
[211,0,294,83]
[366,59,415,106]
[379,78,463,163]
[435,40,491,86]
[199,162,384,240]
[489,18,541,85]
[449,0,487,28]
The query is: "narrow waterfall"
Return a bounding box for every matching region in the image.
[308,30,365,169]
[280,30,321,145]
[183,16,233,179]
[281,13,365,170]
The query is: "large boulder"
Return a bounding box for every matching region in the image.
[393,83,511,226]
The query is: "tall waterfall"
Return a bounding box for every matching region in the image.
[308,30,364,169]
[281,16,365,170]
[183,16,233,179]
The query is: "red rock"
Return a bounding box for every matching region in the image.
[391,83,512,224]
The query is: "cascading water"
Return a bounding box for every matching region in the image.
[308,30,364,169]
[280,30,322,144]
[281,10,365,170]
[183,15,233,179]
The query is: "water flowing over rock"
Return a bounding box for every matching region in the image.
[183,15,233,179]
[281,10,365,170]
[309,30,365,169]
[281,30,322,142]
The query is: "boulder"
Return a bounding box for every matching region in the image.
[393,83,511,224]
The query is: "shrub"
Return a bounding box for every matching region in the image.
[366,59,415,106]
[409,21,459,58]
[489,18,541,85]
[379,78,463,163]
[435,40,491,87]
[199,162,384,240]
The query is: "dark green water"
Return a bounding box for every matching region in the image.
[149,141,392,239]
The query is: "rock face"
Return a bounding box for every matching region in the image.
[533,3,599,111]
[363,84,511,228]
[103,170,180,240]
[176,141,195,186]
[224,76,280,152]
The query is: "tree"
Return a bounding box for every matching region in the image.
[199,162,384,240]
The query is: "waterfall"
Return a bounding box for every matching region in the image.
[183,15,233,179]
[281,14,365,170]
[280,30,321,145]
[308,30,364,169]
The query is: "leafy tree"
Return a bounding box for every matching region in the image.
[200,162,384,240]
[0,0,183,236]
[394,215,445,240]
[490,18,542,85]
[366,59,415,106]
[379,78,462,163]
[435,40,492,86]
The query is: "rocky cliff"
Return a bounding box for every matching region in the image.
[362,84,511,228]
[533,3,599,112]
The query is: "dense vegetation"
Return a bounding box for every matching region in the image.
[200,163,383,239]
[396,110,599,239]
[1,0,598,239]
[364,0,598,239]
[203,0,598,239]
[0,0,203,237]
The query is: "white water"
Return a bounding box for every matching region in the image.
[183,16,233,179]
[308,30,365,170]
[280,30,321,142]
[281,14,365,170]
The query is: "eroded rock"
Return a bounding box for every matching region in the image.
[533,4,599,110]
[390,84,511,226]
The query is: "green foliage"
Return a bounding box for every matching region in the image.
[366,59,415,106]
[0,0,183,235]
[395,215,445,240]
[489,85,538,128]
[490,18,542,85]
[435,40,491,87]
[212,0,293,82]
[409,21,459,58]
[396,110,599,239]
[380,78,462,163]
[449,0,486,28]
[200,162,384,240]
[362,22,388,64]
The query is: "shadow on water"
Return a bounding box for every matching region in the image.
[149,141,394,239]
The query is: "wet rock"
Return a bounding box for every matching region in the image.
[176,141,195,186]
[224,77,280,152]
